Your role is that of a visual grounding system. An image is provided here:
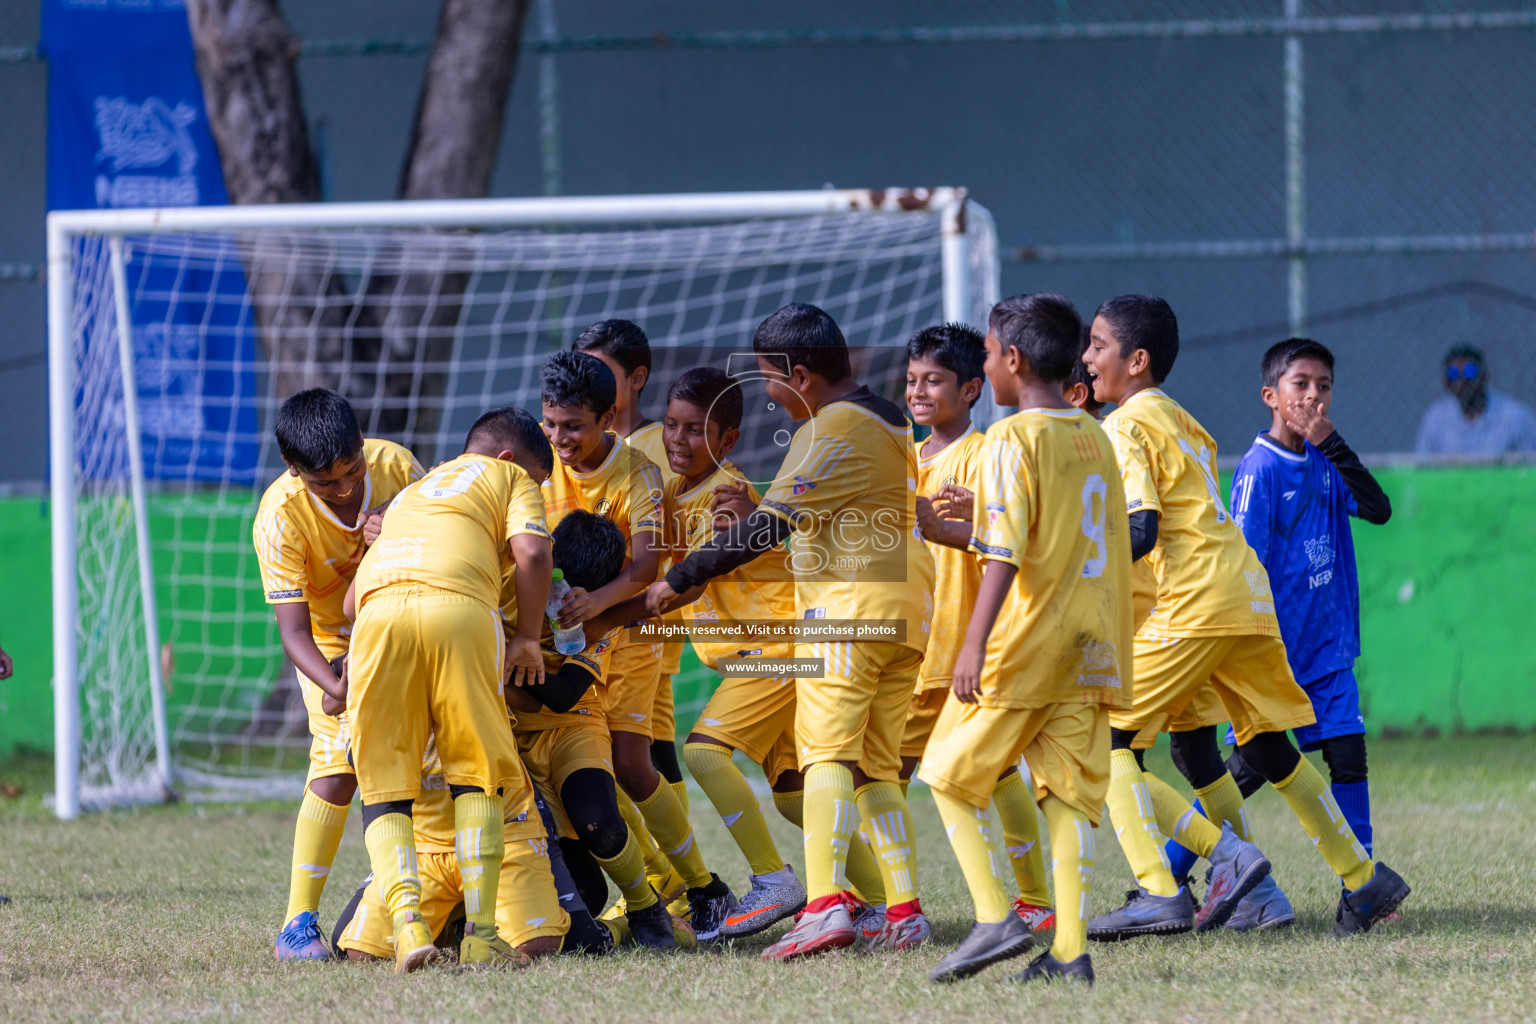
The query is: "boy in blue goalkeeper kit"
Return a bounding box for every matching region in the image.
[1164,338,1391,923]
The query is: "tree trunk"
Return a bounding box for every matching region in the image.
[356,0,529,455]
[186,0,528,458]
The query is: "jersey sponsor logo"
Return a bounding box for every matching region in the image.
[525,521,550,537]
[1081,640,1117,672]
[1250,600,1275,614]
[986,501,1004,526]
[1303,534,1333,571]
[1308,570,1334,590]
[267,588,303,600]
[790,475,818,496]
[971,538,1012,558]
[1126,498,1143,511]
[1243,570,1272,598]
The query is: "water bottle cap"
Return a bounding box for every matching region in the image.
[551,569,564,582]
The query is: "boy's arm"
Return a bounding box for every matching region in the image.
[273,602,345,702]
[558,530,660,626]
[950,560,1016,704]
[1316,432,1391,525]
[916,495,974,551]
[507,533,553,687]
[1285,401,1391,525]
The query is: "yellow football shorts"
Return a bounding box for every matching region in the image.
[602,638,664,738]
[919,697,1111,825]
[1131,683,1228,749]
[794,641,922,782]
[348,585,521,804]
[296,668,353,784]
[652,673,676,745]
[1110,633,1317,747]
[900,687,950,760]
[335,831,569,956]
[689,669,797,767]
[516,721,614,840]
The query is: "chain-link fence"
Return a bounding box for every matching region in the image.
[4,1,1536,478]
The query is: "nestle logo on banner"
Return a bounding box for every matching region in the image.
[93,96,200,208]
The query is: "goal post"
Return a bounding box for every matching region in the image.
[46,188,999,819]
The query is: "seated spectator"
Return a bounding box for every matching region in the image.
[1414,345,1536,456]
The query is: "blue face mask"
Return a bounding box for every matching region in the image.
[1445,362,1481,382]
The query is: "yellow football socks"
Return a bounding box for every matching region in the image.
[670,779,690,818]
[453,791,504,934]
[1143,770,1223,860]
[283,789,349,922]
[683,743,785,876]
[363,812,421,920]
[775,786,886,904]
[1042,795,1093,962]
[934,789,1011,923]
[1105,749,1177,896]
[1273,756,1375,890]
[635,777,713,890]
[855,781,918,907]
[992,770,1052,908]
[772,788,803,828]
[1194,772,1252,841]
[803,762,856,900]
[616,787,678,897]
[593,827,659,911]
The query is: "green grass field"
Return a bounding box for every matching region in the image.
[0,736,1530,1024]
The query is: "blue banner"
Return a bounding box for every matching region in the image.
[43,0,260,485]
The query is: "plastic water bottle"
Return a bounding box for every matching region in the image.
[546,569,586,655]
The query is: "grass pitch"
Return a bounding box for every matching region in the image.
[0,736,1530,1024]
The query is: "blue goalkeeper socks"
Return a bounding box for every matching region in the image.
[1164,798,1204,880]
[1331,780,1373,858]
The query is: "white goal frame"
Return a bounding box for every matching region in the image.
[46,187,993,820]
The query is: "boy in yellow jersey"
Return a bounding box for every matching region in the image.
[921,293,1131,986]
[506,508,688,950]
[347,409,554,972]
[253,388,423,960]
[619,367,891,943]
[649,303,936,960]
[539,350,738,938]
[1083,295,1409,939]
[904,323,1056,939]
[573,319,691,812]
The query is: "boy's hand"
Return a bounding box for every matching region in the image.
[556,586,601,628]
[915,496,942,542]
[933,484,974,522]
[0,645,11,680]
[646,579,679,616]
[361,506,388,546]
[710,482,756,530]
[1284,400,1334,446]
[321,656,347,716]
[505,636,545,688]
[951,642,985,705]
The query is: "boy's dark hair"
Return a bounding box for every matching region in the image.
[906,322,986,407]
[1093,294,1180,384]
[540,350,617,416]
[574,319,652,385]
[667,367,743,434]
[275,388,363,474]
[551,510,626,593]
[1070,323,1106,413]
[752,303,851,384]
[465,407,554,477]
[1261,338,1335,389]
[987,293,1083,384]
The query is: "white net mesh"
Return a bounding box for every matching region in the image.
[63,203,999,807]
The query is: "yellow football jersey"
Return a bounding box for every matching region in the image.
[914,427,986,690]
[253,438,423,659]
[969,408,1133,709]
[354,453,550,611]
[542,433,665,550]
[757,389,935,656]
[670,461,796,669]
[1103,388,1280,639]
[624,421,685,675]
[410,733,539,853]
[509,623,619,734]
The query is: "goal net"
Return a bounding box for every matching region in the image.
[48,189,999,816]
